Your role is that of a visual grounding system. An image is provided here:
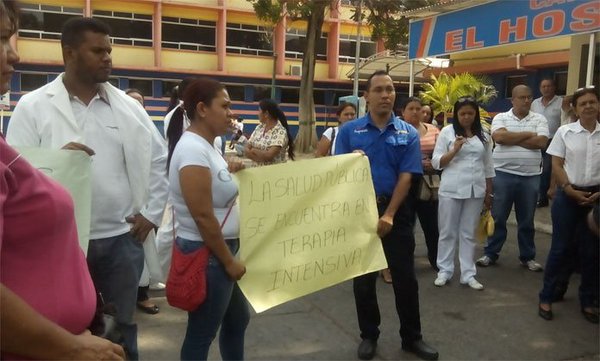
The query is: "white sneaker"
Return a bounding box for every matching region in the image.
[434,276,448,287]
[521,260,543,272]
[476,255,495,267]
[466,279,484,290]
[149,282,166,291]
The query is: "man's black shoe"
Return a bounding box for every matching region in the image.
[537,199,549,208]
[581,309,599,324]
[402,339,439,361]
[538,304,553,320]
[357,339,377,360]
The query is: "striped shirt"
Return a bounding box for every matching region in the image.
[491,109,549,176]
[420,123,440,158]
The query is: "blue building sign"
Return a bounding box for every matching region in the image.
[408,0,600,59]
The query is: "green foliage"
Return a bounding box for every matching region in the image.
[361,0,434,50]
[419,72,498,124]
[249,0,331,24]
[247,0,436,151]
[249,0,285,24]
[249,0,432,50]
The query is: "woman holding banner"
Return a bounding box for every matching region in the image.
[167,77,249,360]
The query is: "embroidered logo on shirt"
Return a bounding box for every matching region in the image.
[353,128,368,134]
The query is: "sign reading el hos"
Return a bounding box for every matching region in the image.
[444,0,599,53]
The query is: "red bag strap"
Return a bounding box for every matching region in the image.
[171,195,238,239]
[220,196,237,230]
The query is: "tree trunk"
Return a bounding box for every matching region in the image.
[294,2,326,154]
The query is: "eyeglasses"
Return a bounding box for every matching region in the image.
[457,96,476,103]
[514,95,533,101]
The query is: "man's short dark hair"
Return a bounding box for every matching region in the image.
[61,17,111,48]
[540,77,555,86]
[365,70,390,91]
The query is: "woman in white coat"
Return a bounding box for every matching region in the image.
[431,97,495,290]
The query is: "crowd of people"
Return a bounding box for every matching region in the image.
[0,2,598,361]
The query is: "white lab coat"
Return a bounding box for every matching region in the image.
[6,73,168,226]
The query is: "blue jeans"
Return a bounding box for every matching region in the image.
[177,237,250,361]
[539,189,599,308]
[87,232,144,360]
[484,171,539,262]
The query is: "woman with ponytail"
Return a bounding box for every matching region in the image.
[164,77,195,163]
[245,98,295,166]
[168,78,249,360]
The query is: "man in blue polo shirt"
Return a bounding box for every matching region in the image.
[335,70,438,361]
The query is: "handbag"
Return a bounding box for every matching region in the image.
[166,198,236,312]
[418,174,441,202]
[476,209,495,243]
[89,292,125,344]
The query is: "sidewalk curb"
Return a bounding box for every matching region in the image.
[507,218,552,235]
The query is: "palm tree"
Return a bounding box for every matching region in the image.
[419,72,497,125]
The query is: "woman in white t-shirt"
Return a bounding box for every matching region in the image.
[314,102,357,157]
[167,78,248,361]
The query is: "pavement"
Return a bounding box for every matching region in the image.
[136,201,599,361]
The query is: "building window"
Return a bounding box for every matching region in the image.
[554,71,568,96]
[92,10,153,47]
[505,75,528,98]
[161,80,180,98]
[253,86,272,102]
[334,91,353,105]
[340,0,355,5]
[128,78,153,97]
[285,29,327,61]
[280,87,299,104]
[20,73,47,91]
[225,84,246,102]
[313,90,329,105]
[339,34,376,63]
[18,3,82,40]
[226,23,273,56]
[162,17,216,52]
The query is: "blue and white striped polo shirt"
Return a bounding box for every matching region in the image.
[491,109,549,176]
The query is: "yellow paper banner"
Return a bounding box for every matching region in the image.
[16,147,92,255]
[236,153,387,313]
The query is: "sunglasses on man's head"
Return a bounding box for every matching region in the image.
[457,96,476,103]
[574,85,596,94]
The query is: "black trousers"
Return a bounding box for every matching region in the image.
[415,199,439,269]
[353,194,422,345]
